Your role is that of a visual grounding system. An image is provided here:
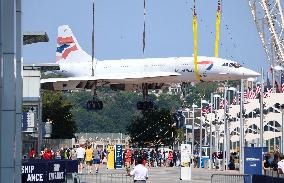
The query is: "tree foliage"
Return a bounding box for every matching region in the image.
[127,108,176,147]
[42,90,76,139]
[185,82,219,107]
[65,88,183,133]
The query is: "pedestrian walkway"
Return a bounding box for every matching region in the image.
[147,167,239,183]
[78,165,240,183]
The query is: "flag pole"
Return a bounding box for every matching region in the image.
[260,67,264,148]
[239,79,244,174]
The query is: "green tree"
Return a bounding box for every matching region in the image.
[42,90,76,138]
[65,88,183,133]
[127,108,176,147]
[185,82,219,107]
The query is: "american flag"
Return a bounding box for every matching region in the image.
[219,99,228,109]
[219,99,224,109]
[232,96,237,105]
[281,73,284,93]
[264,75,273,98]
[244,91,248,99]
[264,88,273,98]
[255,85,261,95]
[248,89,256,99]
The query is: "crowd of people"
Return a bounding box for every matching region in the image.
[124,148,181,171]
[263,150,284,175]
[28,144,108,174]
[27,144,284,181]
[28,145,181,174]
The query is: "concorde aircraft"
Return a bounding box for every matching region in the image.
[41,25,260,110]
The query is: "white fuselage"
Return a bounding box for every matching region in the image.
[56,56,259,84]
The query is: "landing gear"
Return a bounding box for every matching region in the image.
[86,98,103,110]
[87,87,103,110]
[137,101,155,110]
[136,83,156,110]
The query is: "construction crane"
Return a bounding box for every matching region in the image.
[248,0,284,67]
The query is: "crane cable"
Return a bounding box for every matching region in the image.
[143,0,146,55]
[193,0,201,81]
[215,0,221,58]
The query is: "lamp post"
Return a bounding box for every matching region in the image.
[274,66,284,153]
[213,94,221,157]
[222,86,237,170]
[209,93,221,170]
[209,93,213,170]
[239,79,245,173]
[184,108,190,144]
[282,111,284,154]
[199,99,208,169]
[192,104,198,155]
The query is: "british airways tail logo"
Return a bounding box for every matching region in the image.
[198,61,213,70]
[56,36,78,63]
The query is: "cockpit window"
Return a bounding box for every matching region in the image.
[233,63,242,68]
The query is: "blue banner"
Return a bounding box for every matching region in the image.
[47,161,66,182]
[22,160,77,183]
[244,147,268,175]
[22,162,47,182]
[22,112,28,131]
[115,144,123,169]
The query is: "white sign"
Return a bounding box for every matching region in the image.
[27,112,35,128]
[180,144,191,181]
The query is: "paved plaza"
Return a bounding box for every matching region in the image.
[78,165,240,183]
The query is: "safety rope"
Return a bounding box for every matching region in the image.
[214,0,221,58]
[193,0,201,81]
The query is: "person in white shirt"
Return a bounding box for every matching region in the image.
[76,144,86,173]
[277,154,284,174]
[130,157,148,183]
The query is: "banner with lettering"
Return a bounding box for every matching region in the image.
[107,145,115,169]
[115,144,123,169]
[180,144,191,180]
[47,161,65,182]
[22,160,77,183]
[244,147,268,175]
[22,162,46,182]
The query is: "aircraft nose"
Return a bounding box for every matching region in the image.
[241,68,261,78]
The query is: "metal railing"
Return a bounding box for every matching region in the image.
[211,174,252,183]
[264,169,284,178]
[75,173,132,183]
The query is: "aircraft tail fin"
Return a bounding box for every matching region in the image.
[56,25,91,63]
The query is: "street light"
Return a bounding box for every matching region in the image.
[192,104,198,155]
[183,108,190,145]
[223,86,237,170]
[199,99,208,169]
[209,93,221,170]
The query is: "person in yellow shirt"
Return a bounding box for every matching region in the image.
[85,145,94,173]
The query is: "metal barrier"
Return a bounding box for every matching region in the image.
[76,173,132,183]
[211,174,252,183]
[264,169,284,178]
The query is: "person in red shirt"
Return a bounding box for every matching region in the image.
[29,148,36,159]
[167,151,173,167]
[125,148,132,174]
[43,148,53,160]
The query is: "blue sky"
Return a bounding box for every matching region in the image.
[23,0,268,71]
